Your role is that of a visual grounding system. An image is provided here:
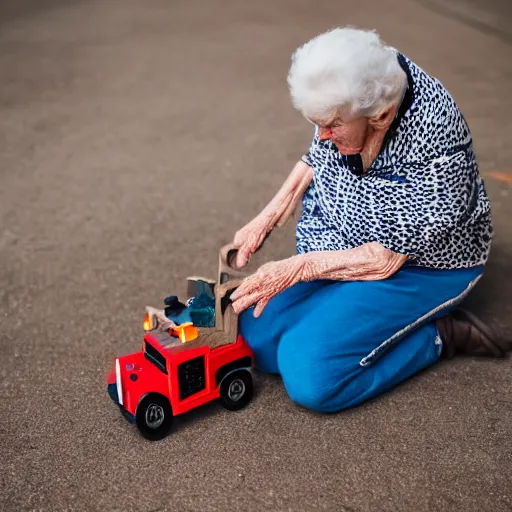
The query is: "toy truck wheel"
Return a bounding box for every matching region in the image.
[136,394,173,441]
[219,370,253,411]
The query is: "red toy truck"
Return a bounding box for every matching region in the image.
[107,246,254,440]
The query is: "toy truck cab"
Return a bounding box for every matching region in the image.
[108,245,255,440]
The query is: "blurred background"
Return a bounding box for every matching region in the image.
[1,1,511,511]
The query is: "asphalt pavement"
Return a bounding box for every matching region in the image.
[1,1,511,511]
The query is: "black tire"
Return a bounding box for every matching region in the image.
[136,394,173,441]
[219,370,253,411]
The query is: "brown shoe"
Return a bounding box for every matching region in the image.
[436,309,511,358]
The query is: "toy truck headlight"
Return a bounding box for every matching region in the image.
[143,312,155,332]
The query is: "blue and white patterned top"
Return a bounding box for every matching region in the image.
[296,53,493,269]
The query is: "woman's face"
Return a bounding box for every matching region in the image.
[313,115,369,155]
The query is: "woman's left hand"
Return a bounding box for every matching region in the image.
[231,256,305,318]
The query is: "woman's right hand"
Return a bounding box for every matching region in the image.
[233,213,273,269]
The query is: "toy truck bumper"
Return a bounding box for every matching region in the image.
[107,383,136,424]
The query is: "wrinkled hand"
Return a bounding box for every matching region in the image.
[233,214,274,268]
[231,256,305,318]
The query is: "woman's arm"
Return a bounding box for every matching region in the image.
[231,243,407,316]
[301,242,408,282]
[271,159,313,227]
[234,160,313,267]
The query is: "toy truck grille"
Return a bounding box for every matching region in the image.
[178,356,206,399]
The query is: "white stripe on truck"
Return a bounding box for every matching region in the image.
[115,358,123,406]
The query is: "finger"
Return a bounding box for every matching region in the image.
[232,300,242,315]
[233,228,246,247]
[232,290,264,314]
[235,246,251,269]
[230,282,245,301]
[255,230,268,249]
[233,233,241,247]
[232,297,254,314]
[253,298,270,318]
[230,275,258,301]
[231,282,259,301]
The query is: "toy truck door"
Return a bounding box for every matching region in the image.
[169,346,213,415]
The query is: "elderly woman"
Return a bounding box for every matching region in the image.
[229,28,509,413]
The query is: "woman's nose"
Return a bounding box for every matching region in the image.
[318,127,332,140]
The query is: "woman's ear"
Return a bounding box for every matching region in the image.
[368,107,395,130]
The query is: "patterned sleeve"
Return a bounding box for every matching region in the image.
[301,153,313,167]
[370,147,492,267]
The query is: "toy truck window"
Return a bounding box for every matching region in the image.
[144,342,168,375]
[178,356,205,400]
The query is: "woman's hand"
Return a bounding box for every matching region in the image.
[231,256,305,317]
[233,214,274,268]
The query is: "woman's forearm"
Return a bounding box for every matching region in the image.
[261,160,313,228]
[301,243,408,282]
[233,160,313,268]
[231,242,408,316]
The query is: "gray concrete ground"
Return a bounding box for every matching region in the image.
[1,1,511,511]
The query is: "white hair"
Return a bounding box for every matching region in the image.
[288,28,407,121]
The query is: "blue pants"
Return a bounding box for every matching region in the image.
[239,265,484,412]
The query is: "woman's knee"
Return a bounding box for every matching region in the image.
[277,332,358,413]
[280,360,366,413]
[283,374,334,412]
